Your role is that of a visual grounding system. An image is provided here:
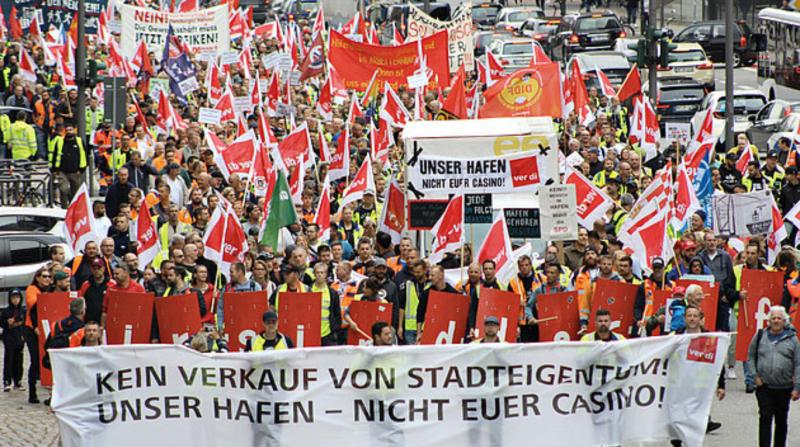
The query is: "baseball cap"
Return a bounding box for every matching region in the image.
[372,257,387,268]
[484,316,500,326]
[681,240,698,251]
[787,166,799,175]
[767,150,779,159]
[283,264,300,275]
[672,286,686,297]
[651,257,665,268]
[90,258,105,269]
[54,271,69,282]
[725,152,738,161]
[9,288,22,298]
[167,162,181,171]
[262,311,278,322]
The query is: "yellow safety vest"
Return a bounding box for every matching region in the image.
[0,114,10,144]
[593,170,618,188]
[251,333,289,351]
[50,135,87,170]
[10,121,36,160]
[274,282,309,310]
[312,284,332,338]
[404,280,422,331]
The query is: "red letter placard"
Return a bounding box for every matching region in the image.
[475,288,520,343]
[155,293,202,345]
[735,270,784,361]
[675,278,720,331]
[104,291,154,345]
[37,292,73,386]
[536,291,580,341]
[420,290,470,345]
[224,291,269,352]
[587,279,639,337]
[277,292,322,348]
[347,301,394,345]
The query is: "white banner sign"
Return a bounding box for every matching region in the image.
[712,189,773,237]
[52,336,728,447]
[120,4,230,59]
[407,3,474,72]
[407,150,554,195]
[198,107,222,125]
[540,184,578,241]
[665,122,691,144]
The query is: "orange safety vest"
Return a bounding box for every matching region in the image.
[509,273,543,325]
[786,279,800,323]
[575,270,593,322]
[386,256,403,274]
[68,328,85,347]
[333,280,359,328]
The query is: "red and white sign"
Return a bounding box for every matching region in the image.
[474,288,519,343]
[154,293,202,345]
[104,291,155,345]
[735,269,784,361]
[37,292,73,386]
[213,131,257,180]
[477,214,514,284]
[564,166,614,229]
[277,292,323,347]
[687,336,719,364]
[340,155,375,209]
[674,278,720,331]
[347,301,394,345]
[508,153,542,188]
[587,279,639,337]
[136,201,160,269]
[536,291,581,341]
[223,291,270,352]
[378,177,406,244]
[420,291,470,345]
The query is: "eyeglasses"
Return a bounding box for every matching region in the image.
[40,274,51,279]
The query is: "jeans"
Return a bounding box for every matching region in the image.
[756,387,792,447]
[727,310,738,368]
[54,170,84,209]
[744,361,756,386]
[403,330,417,345]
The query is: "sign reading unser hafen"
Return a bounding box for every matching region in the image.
[120,4,230,59]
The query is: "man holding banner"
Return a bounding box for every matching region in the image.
[525,262,570,343]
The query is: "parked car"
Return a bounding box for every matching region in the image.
[472,2,503,30]
[641,43,715,91]
[763,113,800,154]
[550,11,627,61]
[0,206,66,234]
[489,39,548,74]
[690,88,768,148]
[518,17,561,53]
[494,7,544,33]
[672,20,757,66]
[0,232,70,307]
[474,31,514,58]
[568,51,631,91]
[644,77,706,129]
[748,100,800,152]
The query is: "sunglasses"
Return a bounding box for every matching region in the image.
[40,274,51,278]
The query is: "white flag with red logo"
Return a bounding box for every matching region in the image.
[318,131,331,163]
[485,51,505,82]
[347,91,364,125]
[215,86,237,122]
[214,131,257,180]
[203,198,249,279]
[63,184,98,253]
[206,62,223,105]
[477,213,514,284]
[380,82,411,128]
[622,208,674,274]
[736,148,754,175]
[378,177,406,244]
[250,145,273,197]
[428,195,465,265]
[329,126,350,181]
[341,155,375,209]
[19,47,38,83]
[274,123,313,173]
[314,178,331,242]
[371,119,393,164]
[317,77,333,121]
[595,65,616,98]
[618,163,673,247]
[672,162,702,231]
[767,196,788,265]
[564,166,615,229]
[136,201,160,270]
[687,109,715,155]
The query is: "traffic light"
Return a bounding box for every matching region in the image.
[627,39,647,67]
[88,60,106,87]
[659,39,678,68]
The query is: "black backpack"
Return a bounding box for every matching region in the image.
[42,321,73,370]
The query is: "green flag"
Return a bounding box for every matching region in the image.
[260,170,298,249]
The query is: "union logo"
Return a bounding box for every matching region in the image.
[497,68,544,111]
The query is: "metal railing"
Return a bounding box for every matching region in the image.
[0,159,54,207]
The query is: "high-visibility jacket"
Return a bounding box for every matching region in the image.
[386,255,403,273]
[333,279,359,328]
[786,278,800,323]
[580,331,626,342]
[509,272,543,325]
[85,108,104,137]
[404,279,425,331]
[153,221,193,269]
[0,114,10,144]
[10,121,36,160]
[574,269,594,324]
[251,333,290,351]
[311,284,333,338]
[593,169,618,188]
[49,135,87,170]
[273,282,309,310]
[610,209,628,236]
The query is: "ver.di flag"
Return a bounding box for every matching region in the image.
[136,201,160,270]
[63,184,98,253]
[259,170,297,250]
[428,195,464,264]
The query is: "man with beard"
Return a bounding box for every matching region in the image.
[399,260,428,345]
[581,309,626,341]
[574,247,600,332]
[371,258,400,328]
[78,259,108,325]
[472,316,502,343]
[525,262,570,342]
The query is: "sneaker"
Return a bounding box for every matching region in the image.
[726,367,737,380]
[746,384,756,394]
[706,421,722,433]
[3,385,10,392]
[14,384,25,392]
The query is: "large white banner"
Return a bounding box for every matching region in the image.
[120,4,230,59]
[712,189,773,237]
[407,150,555,195]
[407,3,474,72]
[52,336,728,447]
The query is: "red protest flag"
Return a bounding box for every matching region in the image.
[536,291,581,341]
[277,292,323,347]
[477,213,513,284]
[155,293,202,344]
[616,64,642,102]
[104,291,155,345]
[223,291,270,352]
[340,154,375,208]
[480,63,562,118]
[428,195,464,264]
[347,301,394,345]
[735,269,784,361]
[314,179,331,242]
[215,131,257,180]
[420,291,470,345]
[380,82,411,128]
[564,165,614,229]
[8,7,22,40]
[442,65,468,119]
[377,177,405,244]
[299,32,325,81]
[587,279,639,337]
[37,292,73,386]
[474,288,520,343]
